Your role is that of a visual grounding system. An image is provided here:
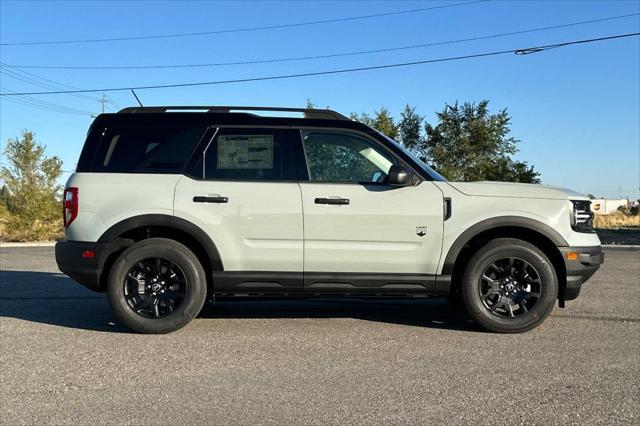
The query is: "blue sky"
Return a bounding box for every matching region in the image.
[1,0,638,199]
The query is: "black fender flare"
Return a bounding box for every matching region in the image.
[98,214,223,271]
[440,216,568,275]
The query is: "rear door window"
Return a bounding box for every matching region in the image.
[192,128,297,181]
[91,126,206,173]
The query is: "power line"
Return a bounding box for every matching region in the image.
[1,97,90,115]
[0,64,100,102]
[0,0,489,46]
[105,95,121,109]
[1,32,637,97]
[0,91,92,114]
[0,87,93,115]
[0,64,114,114]
[4,12,637,70]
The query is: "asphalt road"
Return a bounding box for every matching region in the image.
[1,246,638,425]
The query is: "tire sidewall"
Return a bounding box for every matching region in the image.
[107,239,206,334]
[462,240,558,333]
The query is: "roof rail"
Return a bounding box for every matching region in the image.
[117,106,349,121]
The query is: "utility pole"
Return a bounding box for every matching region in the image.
[99,95,107,114]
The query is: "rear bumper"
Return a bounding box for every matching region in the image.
[55,241,106,292]
[559,245,604,300]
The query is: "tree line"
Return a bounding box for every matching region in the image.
[341,99,540,183]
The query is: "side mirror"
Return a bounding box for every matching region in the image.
[387,165,412,186]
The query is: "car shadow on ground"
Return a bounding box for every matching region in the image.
[0,270,482,333]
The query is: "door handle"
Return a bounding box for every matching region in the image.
[193,196,228,203]
[315,197,349,205]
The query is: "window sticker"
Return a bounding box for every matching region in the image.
[217,135,274,169]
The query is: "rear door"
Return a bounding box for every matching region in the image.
[174,127,304,292]
[297,129,444,293]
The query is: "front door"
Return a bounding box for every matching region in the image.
[174,127,304,292]
[297,129,444,293]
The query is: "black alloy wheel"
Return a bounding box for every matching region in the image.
[107,238,207,334]
[461,238,558,333]
[478,257,542,319]
[124,258,187,318]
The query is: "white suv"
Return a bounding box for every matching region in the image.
[55,106,603,334]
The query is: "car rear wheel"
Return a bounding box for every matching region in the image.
[107,238,207,334]
[461,238,558,333]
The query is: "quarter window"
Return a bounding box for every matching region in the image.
[93,126,206,173]
[301,130,398,183]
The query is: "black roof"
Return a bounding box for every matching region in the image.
[118,106,349,120]
[91,105,374,134]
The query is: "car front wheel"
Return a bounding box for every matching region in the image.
[461,238,558,333]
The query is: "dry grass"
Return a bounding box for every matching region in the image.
[0,206,63,242]
[594,212,640,230]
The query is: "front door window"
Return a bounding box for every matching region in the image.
[301,130,398,183]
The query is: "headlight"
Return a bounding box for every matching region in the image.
[570,200,594,233]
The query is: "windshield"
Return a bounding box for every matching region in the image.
[376,131,447,182]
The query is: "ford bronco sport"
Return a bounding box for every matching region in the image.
[55,106,603,334]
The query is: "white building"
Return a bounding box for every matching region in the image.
[590,199,628,215]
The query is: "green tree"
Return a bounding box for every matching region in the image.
[350,111,374,127]
[371,107,398,139]
[398,104,424,157]
[0,130,63,241]
[351,108,399,139]
[423,101,540,183]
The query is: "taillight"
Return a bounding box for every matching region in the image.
[63,187,78,228]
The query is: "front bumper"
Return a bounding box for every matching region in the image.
[559,245,604,300]
[55,241,106,292]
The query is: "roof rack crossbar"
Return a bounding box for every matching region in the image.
[117,106,349,120]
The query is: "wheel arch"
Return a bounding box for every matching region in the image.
[442,216,568,303]
[97,214,223,293]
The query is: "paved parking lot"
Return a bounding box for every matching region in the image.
[1,246,638,424]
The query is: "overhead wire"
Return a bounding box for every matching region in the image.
[0,63,114,114]
[1,32,637,97]
[0,0,490,46]
[0,87,93,115]
[1,64,100,101]
[3,12,637,70]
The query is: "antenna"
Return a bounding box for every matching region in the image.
[131,89,143,106]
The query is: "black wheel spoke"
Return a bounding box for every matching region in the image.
[489,263,504,275]
[506,257,515,273]
[489,299,503,312]
[482,274,498,285]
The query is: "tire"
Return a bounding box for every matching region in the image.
[106,238,207,334]
[461,238,558,333]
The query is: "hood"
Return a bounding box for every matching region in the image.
[445,181,588,200]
